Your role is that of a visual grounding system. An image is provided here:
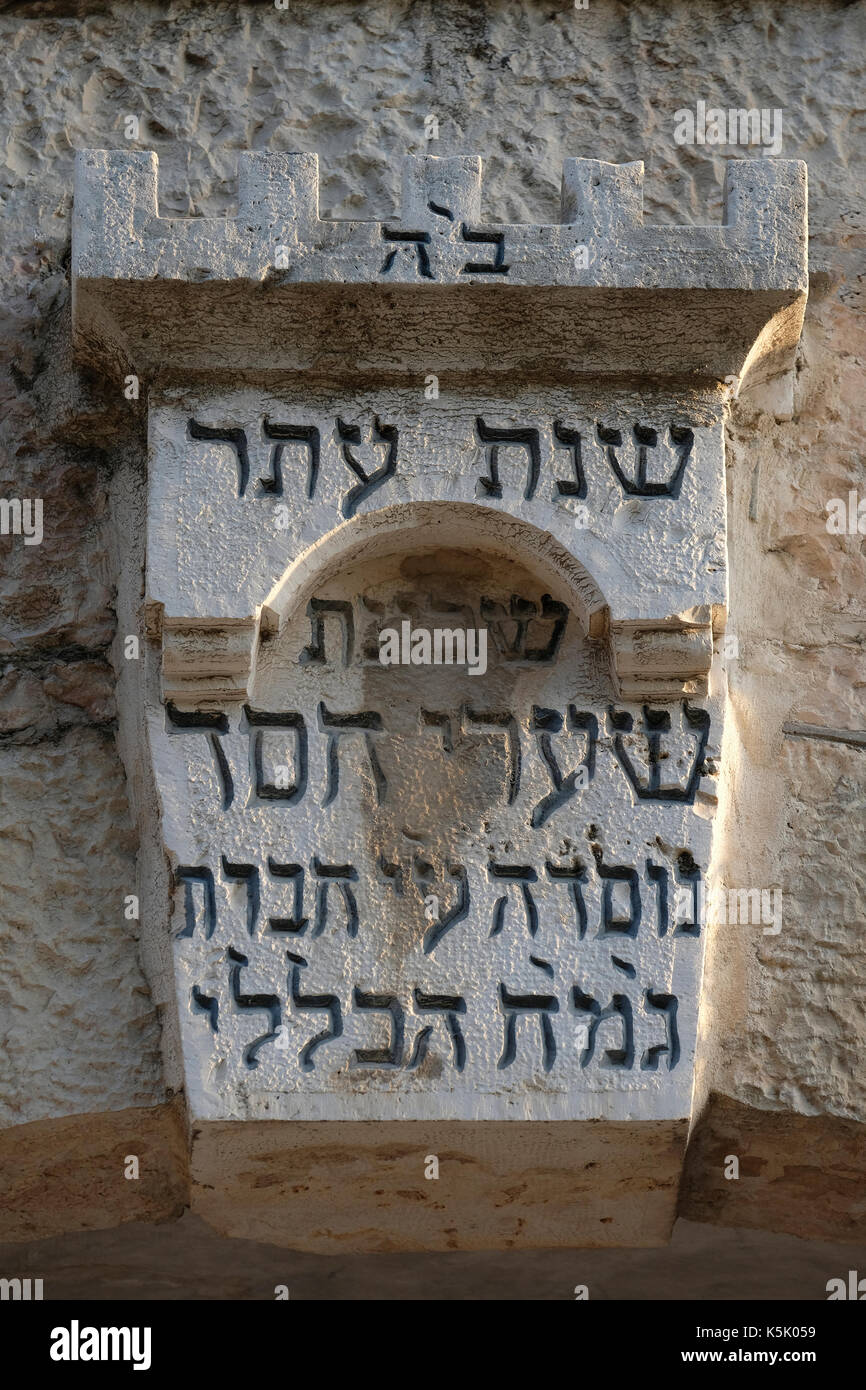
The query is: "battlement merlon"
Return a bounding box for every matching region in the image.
[71,150,808,383]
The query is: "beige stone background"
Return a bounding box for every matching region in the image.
[0,0,863,1296]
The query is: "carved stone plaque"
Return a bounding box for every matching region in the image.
[73,151,806,1249]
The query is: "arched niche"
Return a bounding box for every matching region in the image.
[247,503,613,860]
[255,500,609,677]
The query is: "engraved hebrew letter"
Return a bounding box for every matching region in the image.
[481,594,536,659]
[552,420,587,499]
[488,863,539,940]
[530,707,597,828]
[672,852,702,936]
[188,421,250,497]
[318,703,387,806]
[166,704,234,811]
[597,423,694,499]
[480,595,568,665]
[226,946,281,1068]
[191,986,219,1033]
[221,856,260,937]
[420,708,457,754]
[312,858,359,939]
[498,984,559,1072]
[407,989,467,1072]
[266,857,308,934]
[642,990,680,1070]
[460,225,509,275]
[336,417,399,518]
[422,861,470,955]
[175,865,216,940]
[287,951,343,1072]
[300,598,355,667]
[244,706,307,805]
[646,860,670,936]
[592,848,642,937]
[545,858,589,939]
[380,227,433,279]
[525,596,570,662]
[476,420,541,500]
[572,988,635,1068]
[360,595,387,662]
[352,990,405,1067]
[465,707,521,804]
[608,703,710,803]
[261,419,320,498]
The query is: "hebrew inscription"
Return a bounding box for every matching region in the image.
[186,412,697,510]
[156,545,721,1122]
[72,149,806,1243]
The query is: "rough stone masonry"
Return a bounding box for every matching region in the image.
[1,2,864,1290]
[66,147,805,1249]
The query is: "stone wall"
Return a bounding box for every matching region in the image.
[0,0,863,1258]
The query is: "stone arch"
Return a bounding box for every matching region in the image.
[245,498,617,914]
[257,500,608,648]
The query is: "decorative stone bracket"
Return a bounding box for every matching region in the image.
[72,152,807,1250]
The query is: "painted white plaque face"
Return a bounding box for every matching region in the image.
[147,387,723,1124]
[146,385,726,629]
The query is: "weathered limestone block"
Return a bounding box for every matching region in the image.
[145,384,727,699]
[72,152,806,1250]
[73,151,806,381]
[0,1100,188,1244]
[679,1094,866,1245]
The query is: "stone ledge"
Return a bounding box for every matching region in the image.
[72,152,807,382]
[162,618,258,706]
[190,1118,688,1251]
[679,1093,866,1245]
[0,1100,188,1244]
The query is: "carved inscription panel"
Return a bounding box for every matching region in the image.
[66,147,808,1241]
[147,386,727,636]
[148,442,724,1121]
